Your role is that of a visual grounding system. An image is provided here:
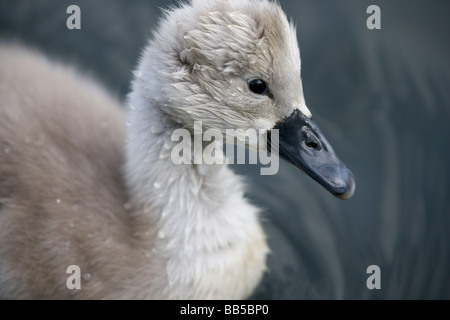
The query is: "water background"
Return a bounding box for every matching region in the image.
[1,0,448,299]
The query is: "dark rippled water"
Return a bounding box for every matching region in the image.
[1,0,448,299]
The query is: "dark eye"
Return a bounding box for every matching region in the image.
[248,79,268,95]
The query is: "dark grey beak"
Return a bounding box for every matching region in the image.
[268,109,355,200]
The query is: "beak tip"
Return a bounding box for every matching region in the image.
[334,171,356,200]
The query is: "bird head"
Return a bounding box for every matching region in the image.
[132,0,355,199]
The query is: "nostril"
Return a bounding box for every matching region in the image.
[302,128,322,151]
[306,140,319,149]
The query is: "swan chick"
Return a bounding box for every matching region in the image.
[0,0,354,299]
